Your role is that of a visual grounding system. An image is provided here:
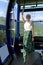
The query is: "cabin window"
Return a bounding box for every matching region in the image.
[0,1,9,45]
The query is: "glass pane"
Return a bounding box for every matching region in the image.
[20,22,24,36]
[34,22,43,36]
[20,11,43,36]
[10,19,16,39]
[0,0,9,45]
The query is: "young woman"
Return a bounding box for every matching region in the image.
[21,10,34,63]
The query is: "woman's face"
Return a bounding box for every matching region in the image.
[26,17,30,21]
[26,14,31,21]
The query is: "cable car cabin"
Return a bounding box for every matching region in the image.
[0,0,43,54]
[0,0,43,65]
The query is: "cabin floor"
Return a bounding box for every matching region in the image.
[11,52,43,65]
[11,54,24,65]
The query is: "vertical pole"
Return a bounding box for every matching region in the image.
[14,3,21,54]
[16,4,20,39]
[0,57,2,65]
[6,1,14,55]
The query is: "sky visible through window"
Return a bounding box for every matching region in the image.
[0,0,43,21]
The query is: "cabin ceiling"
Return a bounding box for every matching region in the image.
[16,0,43,5]
[10,0,43,6]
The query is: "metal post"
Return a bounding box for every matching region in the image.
[6,1,14,55]
[0,57,3,65]
[14,3,21,54]
[16,4,20,39]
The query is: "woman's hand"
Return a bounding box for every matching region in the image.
[32,37,34,41]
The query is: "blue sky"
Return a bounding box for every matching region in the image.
[0,0,18,19]
[0,0,9,17]
[0,0,43,21]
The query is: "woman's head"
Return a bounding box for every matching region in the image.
[26,14,31,21]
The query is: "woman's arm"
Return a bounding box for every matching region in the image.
[21,8,25,22]
[21,14,25,22]
[31,23,34,41]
